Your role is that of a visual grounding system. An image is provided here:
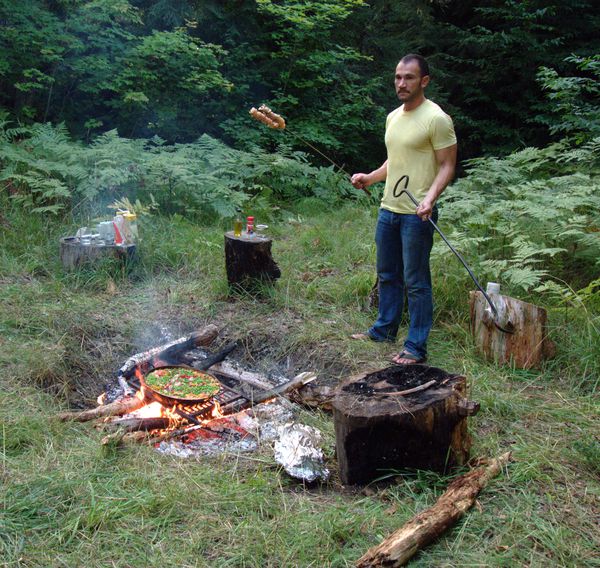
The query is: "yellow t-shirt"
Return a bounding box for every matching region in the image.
[381,99,456,214]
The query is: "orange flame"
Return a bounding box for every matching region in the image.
[210,401,223,419]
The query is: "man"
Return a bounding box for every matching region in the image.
[351,54,457,365]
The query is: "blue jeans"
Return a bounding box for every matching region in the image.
[368,208,437,358]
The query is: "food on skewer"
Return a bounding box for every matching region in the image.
[258,104,286,129]
[249,106,285,129]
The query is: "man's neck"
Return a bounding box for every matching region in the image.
[403,95,427,112]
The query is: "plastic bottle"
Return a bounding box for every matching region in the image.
[246,216,254,236]
[113,215,125,245]
[123,212,138,242]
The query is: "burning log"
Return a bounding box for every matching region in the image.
[98,416,172,433]
[57,395,145,422]
[355,452,512,567]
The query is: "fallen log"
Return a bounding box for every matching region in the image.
[57,395,145,422]
[355,451,512,567]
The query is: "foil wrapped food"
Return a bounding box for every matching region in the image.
[274,423,330,482]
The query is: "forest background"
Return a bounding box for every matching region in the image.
[1,1,599,566]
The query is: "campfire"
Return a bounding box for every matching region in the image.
[58,325,328,480]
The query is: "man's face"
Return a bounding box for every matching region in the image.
[394,60,429,104]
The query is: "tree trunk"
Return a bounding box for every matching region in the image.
[470,291,556,369]
[224,232,280,289]
[332,365,478,485]
[60,237,136,270]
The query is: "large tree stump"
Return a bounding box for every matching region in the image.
[224,231,280,289]
[60,237,136,270]
[332,365,479,485]
[469,291,555,369]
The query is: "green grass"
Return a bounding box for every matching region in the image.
[1,202,599,567]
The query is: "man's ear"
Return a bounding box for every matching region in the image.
[421,75,430,88]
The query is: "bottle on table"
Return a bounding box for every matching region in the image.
[246,216,254,236]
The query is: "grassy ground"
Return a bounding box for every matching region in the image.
[1,203,598,567]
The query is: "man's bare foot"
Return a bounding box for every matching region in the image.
[350,332,372,340]
[391,350,426,365]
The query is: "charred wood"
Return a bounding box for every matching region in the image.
[99,416,172,433]
[117,325,219,383]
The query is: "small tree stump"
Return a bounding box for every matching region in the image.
[469,291,555,369]
[332,365,478,485]
[224,232,280,289]
[60,237,136,270]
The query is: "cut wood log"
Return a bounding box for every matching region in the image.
[470,291,555,369]
[60,237,136,270]
[356,451,512,567]
[224,231,281,289]
[57,395,145,422]
[333,365,477,485]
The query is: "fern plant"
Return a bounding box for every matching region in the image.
[0,121,86,213]
[437,138,600,299]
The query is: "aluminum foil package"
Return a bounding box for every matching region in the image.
[274,423,330,482]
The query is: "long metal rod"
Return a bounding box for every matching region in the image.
[396,187,514,334]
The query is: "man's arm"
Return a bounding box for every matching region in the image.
[351,160,388,190]
[416,144,457,220]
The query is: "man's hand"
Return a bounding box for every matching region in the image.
[416,198,434,221]
[351,173,371,190]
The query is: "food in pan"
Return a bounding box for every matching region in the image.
[144,368,220,399]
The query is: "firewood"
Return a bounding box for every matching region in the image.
[208,361,273,390]
[98,416,173,433]
[470,291,555,369]
[57,395,145,422]
[219,371,317,414]
[355,451,512,567]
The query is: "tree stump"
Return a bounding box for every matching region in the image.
[60,237,136,270]
[469,291,555,369]
[332,365,479,485]
[224,232,280,289]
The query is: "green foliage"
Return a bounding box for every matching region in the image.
[0,120,360,217]
[438,138,600,304]
[536,54,600,143]
[0,121,86,213]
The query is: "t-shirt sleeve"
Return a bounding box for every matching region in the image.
[429,112,457,150]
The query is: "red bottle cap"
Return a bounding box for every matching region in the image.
[247,216,254,221]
